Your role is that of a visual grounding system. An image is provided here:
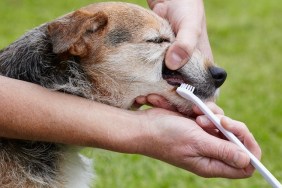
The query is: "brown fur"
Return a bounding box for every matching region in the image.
[0,2,226,187]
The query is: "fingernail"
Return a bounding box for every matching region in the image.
[221,117,233,129]
[166,46,189,70]
[165,52,182,70]
[198,116,210,126]
[171,52,183,65]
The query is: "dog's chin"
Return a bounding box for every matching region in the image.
[133,79,218,117]
[143,95,215,114]
[134,91,217,117]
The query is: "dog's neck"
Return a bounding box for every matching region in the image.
[0,25,94,99]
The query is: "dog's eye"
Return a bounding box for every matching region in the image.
[146,37,170,44]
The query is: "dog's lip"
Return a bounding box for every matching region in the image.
[161,65,216,99]
[162,65,186,87]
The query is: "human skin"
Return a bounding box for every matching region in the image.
[138,0,214,108]
[0,76,261,178]
[147,0,213,70]
[0,0,261,179]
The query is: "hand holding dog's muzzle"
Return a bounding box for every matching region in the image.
[147,0,213,70]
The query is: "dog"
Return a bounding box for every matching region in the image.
[0,2,227,187]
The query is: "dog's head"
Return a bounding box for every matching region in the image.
[47,2,227,115]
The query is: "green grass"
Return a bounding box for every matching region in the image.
[1,0,282,187]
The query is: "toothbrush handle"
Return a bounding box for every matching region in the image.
[193,96,282,188]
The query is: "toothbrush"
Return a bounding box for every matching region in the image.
[176,83,282,188]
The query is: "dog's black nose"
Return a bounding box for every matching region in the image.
[209,67,227,88]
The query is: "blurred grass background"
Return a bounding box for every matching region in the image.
[1,0,282,187]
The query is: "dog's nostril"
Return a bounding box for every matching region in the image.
[209,67,227,88]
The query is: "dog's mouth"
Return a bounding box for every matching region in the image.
[162,65,186,87]
[161,64,217,100]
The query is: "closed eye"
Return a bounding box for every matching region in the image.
[146,37,170,44]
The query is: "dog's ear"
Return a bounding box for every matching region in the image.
[48,10,108,56]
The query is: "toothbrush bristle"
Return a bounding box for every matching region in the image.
[180,83,195,93]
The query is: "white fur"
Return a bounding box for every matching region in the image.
[0,2,223,187]
[61,149,95,188]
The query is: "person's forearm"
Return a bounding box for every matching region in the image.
[0,76,144,153]
[0,76,262,179]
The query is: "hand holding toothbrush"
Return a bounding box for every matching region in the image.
[136,104,261,179]
[177,84,281,187]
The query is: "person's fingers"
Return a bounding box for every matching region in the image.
[196,114,232,140]
[146,94,177,111]
[148,0,212,70]
[150,1,167,18]
[146,0,165,10]
[197,115,261,160]
[165,1,205,70]
[221,117,262,160]
[196,115,261,176]
[193,102,224,115]
[196,133,251,169]
[135,96,147,105]
[165,16,202,70]
[165,29,213,70]
[135,94,177,111]
[196,20,214,62]
[196,115,220,129]
[188,157,254,178]
[165,42,190,70]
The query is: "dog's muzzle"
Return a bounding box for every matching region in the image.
[162,65,185,87]
[162,65,227,88]
[162,64,227,99]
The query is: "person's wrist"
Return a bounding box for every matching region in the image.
[127,110,153,155]
[99,109,151,155]
[122,109,159,158]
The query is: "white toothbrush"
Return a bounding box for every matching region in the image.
[176,83,282,188]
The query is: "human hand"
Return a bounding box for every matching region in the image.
[137,105,261,178]
[147,0,213,70]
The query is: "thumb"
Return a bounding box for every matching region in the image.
[165,20,213,70]
[165,14,203,70]
[198,135,251,168]
[165,41,191,70]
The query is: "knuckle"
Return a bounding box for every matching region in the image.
[237,121,248,129]
[253,141,262,160]
[184,24,202,39]
[218,143,234,162]
[194,27,202,38]
[173,39,194,57]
